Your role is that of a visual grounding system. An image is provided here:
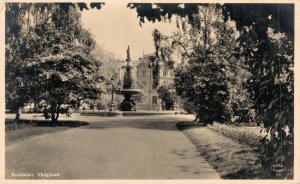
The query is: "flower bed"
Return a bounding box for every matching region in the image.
[207,123,267,148]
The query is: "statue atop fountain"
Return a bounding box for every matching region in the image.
[126,46,131,61]
[119,46,144,111]
[122,46,133,89]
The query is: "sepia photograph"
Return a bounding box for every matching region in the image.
[2,0,297,182]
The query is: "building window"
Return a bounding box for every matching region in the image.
[152,96,158,105]
[142,70,146,77]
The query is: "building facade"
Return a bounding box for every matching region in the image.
[119,52,174,111]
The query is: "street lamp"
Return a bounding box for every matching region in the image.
[149,62,152,111]
[169,88,176,111]
[107,78,122,111]
[148,57,155,111]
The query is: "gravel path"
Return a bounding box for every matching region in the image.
[6,115,219,179]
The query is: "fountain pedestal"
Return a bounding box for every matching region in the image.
[119,89,144,111]
[119,46,144,111]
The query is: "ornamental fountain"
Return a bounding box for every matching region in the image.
[119,46,144,111]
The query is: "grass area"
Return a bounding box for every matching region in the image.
[5,119,89,145]
[6,127,69,144]
[207,123,266,148]
[177,122,262,179]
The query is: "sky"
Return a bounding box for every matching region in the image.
[81,2,177,60]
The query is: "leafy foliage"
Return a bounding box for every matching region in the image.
[128,3,218,26]
[222,4,294,40]
[157,85,174,110]
[154,5,252,125]
[92,46,123,110]
[226,5,294,178]
[151,58,161,89]
[5,3,103,123]
[122,65,133,89]
[135,3,294,178]
[129,3,293,39]
[238,22,294,179]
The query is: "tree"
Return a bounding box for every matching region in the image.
[5,3,104,124]
[5,3,41,117]
[130,3,294,178]
[225,5,294,178]
[157,85,174,110]
[153,5,249,125]
[92,46,122,83]
[237,19,294,179]
[90,46,123,110]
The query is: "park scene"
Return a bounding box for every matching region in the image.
[5,2,294,180]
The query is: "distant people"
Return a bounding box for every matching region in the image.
[90,103,94,111]
[43,106,50,119]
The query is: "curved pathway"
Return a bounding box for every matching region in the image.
[6,115,219,179]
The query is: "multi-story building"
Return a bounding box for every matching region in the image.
[119,47,174,111]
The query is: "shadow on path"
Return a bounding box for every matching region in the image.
[5,119,89,130]
[83,119,179,131]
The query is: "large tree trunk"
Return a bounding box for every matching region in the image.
[50,103,61,126]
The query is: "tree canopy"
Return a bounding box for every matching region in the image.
[154,5,252,124]
[157,85,174,110]
[5,3,104,123]
[128,3,293,39]
[136,3,294,178]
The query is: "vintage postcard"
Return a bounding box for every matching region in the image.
[0,0,299,183]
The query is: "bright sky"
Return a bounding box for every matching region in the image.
[81,2,177,60]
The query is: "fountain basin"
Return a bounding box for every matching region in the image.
[80,110,179,116]
[118,88,144,96]
[81,111,122,117]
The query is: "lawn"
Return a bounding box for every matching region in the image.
[5,119,89,145]
[177,122,264,179]
[207,123,266,148]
